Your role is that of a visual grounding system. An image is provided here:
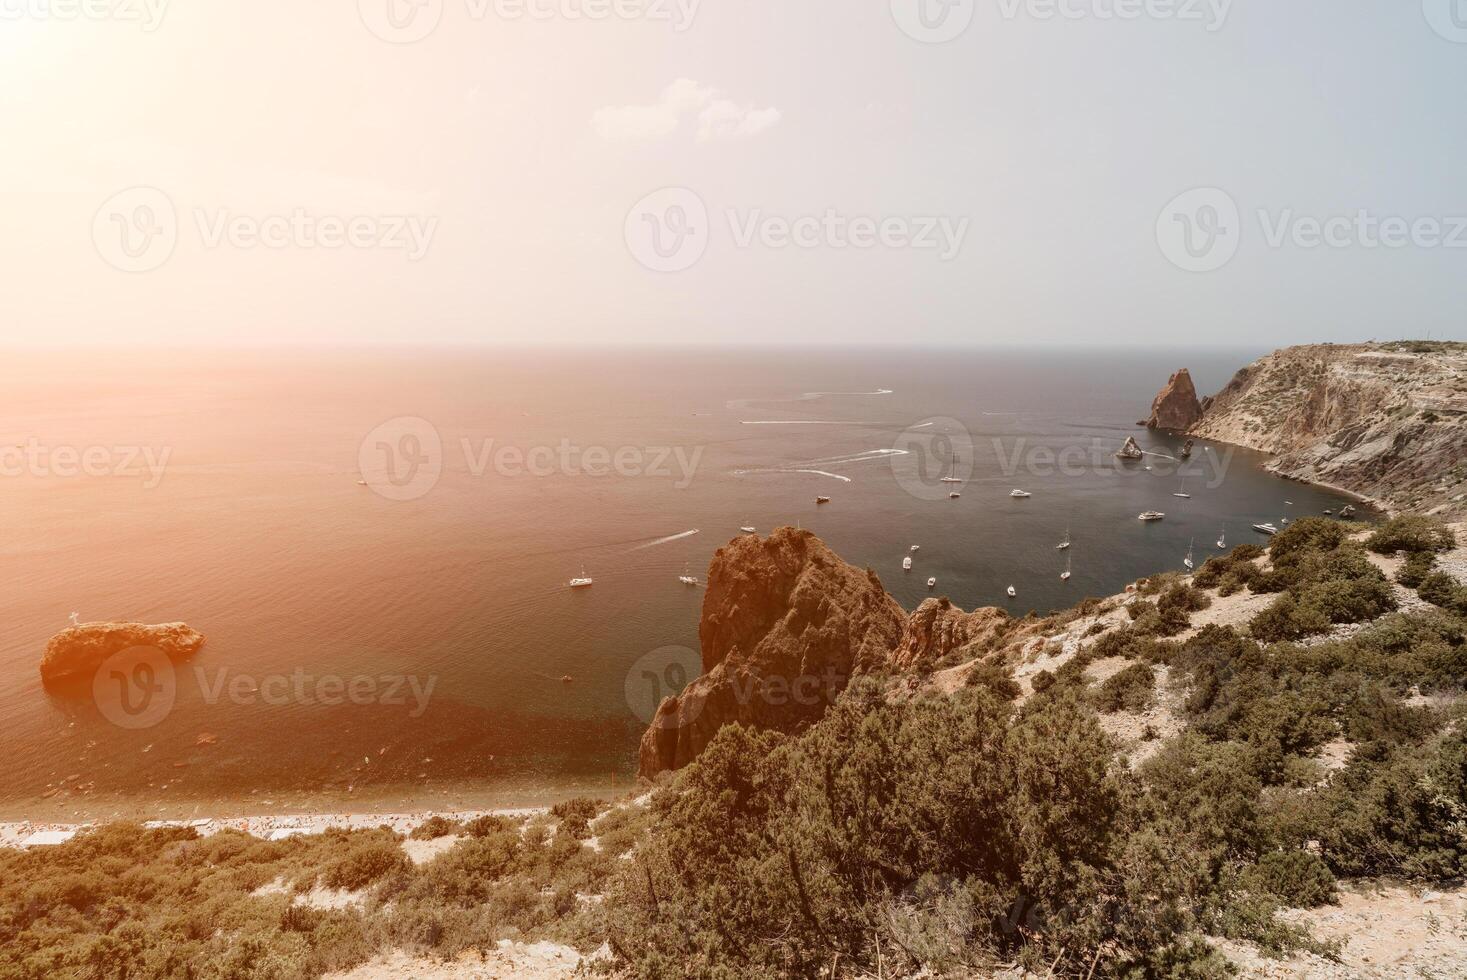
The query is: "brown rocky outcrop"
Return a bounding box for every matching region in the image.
[1191,343,1467,518]
[40,622,206,685]
[637,528,906,778]
[889,598,1009,672]
[1147,369,1203,431]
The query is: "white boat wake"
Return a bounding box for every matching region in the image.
[731,449,905,483]
[739,420,850,425]
[629,529,700,551]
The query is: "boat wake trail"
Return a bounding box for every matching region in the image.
[726,388,893,411]
[628,529,701,551]
[1143,451,1180,462]
[731,449,906,482]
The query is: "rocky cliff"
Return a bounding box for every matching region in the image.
[40,622,206,685]
[638,528,1011,778]
[1190,343,1467,517]
[1147,368,1203,431]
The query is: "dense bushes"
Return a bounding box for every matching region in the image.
[1366,515,1456,555]
[1093,662,1157,713]
[1418,571,1467,613]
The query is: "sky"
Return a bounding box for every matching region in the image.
[2,0,1466,348]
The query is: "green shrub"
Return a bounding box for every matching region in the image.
[1030,669,1056,693]
[1398,551,1437,589]
[410,815,462,840]
[1418,571,1467,612]
[966,659,1021,700]
[1241,851,1337,908]
[1367,515,1456,555]
[1092,662,1157,713]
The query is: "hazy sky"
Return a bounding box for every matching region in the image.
[3,0,1466,347]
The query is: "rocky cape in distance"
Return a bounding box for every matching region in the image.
[1151,342,1466,520]
[39,622,207,686]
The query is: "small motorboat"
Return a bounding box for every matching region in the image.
[940,477,963,484]
[569,566,594,588]
[1007,585,1017,598]
[902,556,912,571]
[678,563,699,586]
[1252,523,1279,536]
[910,544,920,552]
[1139,511,1166,522]
[357,479,368,486]
[949,491,961,499]
[816,496,831,505]
[740,525,756,533]
[1057,527,1071,551]
[1281,517,1290,525]
[560,675,574,684]
[1010,489,1032,498]
[927,577,937,589]
[1285,501,1294,506]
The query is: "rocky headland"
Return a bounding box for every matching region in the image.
[1146,367,1203,431]
[1151,342,1467,518]
[39,622,206,686]
[638,527,1043,778]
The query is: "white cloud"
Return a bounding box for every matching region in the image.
[697,101,782,143]
[592,80,779,143]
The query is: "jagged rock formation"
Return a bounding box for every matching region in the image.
[1147,369,1203,431]
[889,598,1008,672]
[637,528,906,778]
[40,622,206,685]
[1191,343,1467,517]
[1116,437,1144,460]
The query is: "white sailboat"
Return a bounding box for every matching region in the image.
[1009,489,1032,498]
[1183,539,1195,571]
[1253,523,1279,536]
[1216,528,1226,549]
[678,563,699,586]
[1056,527,1070,551]
[927,577,937,589]
[902,556,912,571]
[569,566,593,588]
[1060,553,1071,582]
[1173,477,1191,499]
[1007,585,1017,597]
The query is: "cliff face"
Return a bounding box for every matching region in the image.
[1147,369,1204,431]
[1191,343,1467,517]
[637,528,906,778]
[889,598,1008,672]
[41,622,206,685]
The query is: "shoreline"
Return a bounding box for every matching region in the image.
[0,774,637,840]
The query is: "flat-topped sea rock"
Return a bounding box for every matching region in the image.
[40,622,206,685]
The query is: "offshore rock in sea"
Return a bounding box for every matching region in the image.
[1115,436,1145,460]
[40,622,206,685]
[1147,368,1204,431]
[637,527,905,779]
